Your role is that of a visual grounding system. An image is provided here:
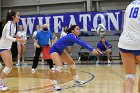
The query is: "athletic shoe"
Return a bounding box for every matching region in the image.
[0,83,8,91]
[52,80,61,91]
[16,63,20,66]
[73,79,86,86]
[108,60,111,64]
[31,68,36,73]
[96,60,100,64]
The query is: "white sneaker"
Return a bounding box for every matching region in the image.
[0,84,8,91]
[16,63,20,66]
[53,84,61,91]
[51,67,56,71]
[108,60,111,64]
[73,79,86,86]
[73,75,86,86]
[31,68,36,73]
[52,80,61,91]
[96,60,100,64]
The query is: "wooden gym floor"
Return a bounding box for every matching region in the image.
[0,62,139,93]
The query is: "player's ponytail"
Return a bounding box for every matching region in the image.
[6,10,17,22]
[0,10,17,39]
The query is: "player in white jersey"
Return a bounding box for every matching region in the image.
[60,26,68,38]
[118,0,140,93]
[16,25,27,66]
[0,10,25,91]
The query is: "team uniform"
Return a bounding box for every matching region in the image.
[50,33,94,54]
[0,21,16,52]
[97,41,110,52]
[118,0,140,55]
[16,31,27,45]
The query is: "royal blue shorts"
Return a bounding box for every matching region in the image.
[0,49,8,53]
[119,48,140,56]
[50,46,63,54]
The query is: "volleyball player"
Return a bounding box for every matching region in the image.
[118,0,140,93]
[50,25,99,90]
[0,10,25,91]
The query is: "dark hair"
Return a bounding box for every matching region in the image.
[67,25,78,34]
[101,36,105,39]
[6,10,17,22]
[0,10,17,39]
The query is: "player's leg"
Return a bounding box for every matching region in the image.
[17,44,21,66]
[120,51,136,93]
[105,49,111,64]
[135,55,140,93]
[21,44,26,65]
[0,50,13,91]
[60,50,86,86]
[50,52,62,91]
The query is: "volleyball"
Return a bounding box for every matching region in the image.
[96,24,106,35]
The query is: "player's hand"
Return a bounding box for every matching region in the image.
[16,38,26,44]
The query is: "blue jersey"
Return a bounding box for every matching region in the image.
[35,30,53,46]
[97,41,109,51]
[50,33,94,54]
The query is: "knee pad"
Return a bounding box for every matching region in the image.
[2,67,12,74]
[56,66,63,72]
[70,63,76,69]
[125,74,135,81]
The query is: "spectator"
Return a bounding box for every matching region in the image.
[32,24,54,73]
[16,25,27,66]
[60,26,68,38]
[96,36,111,64]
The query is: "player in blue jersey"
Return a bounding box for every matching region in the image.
[50,25,99,90]
[118,0,140,93]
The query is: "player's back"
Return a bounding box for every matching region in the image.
[124,0,140,34]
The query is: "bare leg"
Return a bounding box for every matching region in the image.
[106,49,111,60]
[120,52,136,93]
[0,50,13,79]
[17,45,21,65]
[60,51,76,76]
[135,55,140,93]
[21,45,26,64]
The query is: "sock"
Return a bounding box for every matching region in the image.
[0,79,4,85]
[73,75,79,81]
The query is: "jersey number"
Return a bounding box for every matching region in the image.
[129,7,139,18]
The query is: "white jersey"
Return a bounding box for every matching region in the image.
[0,21,16,49]
[118,0,140,50]
[16,30,27,44]
[60,31,67,38]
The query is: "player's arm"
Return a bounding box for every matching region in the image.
[70,35,94,51]
[5,25,16,42]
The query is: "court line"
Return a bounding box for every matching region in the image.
[48,71,95,92]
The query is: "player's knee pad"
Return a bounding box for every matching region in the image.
[125,74,135,81]
[2,67,12,74]
[56,66,63,72]
[70,63,76,69]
